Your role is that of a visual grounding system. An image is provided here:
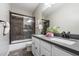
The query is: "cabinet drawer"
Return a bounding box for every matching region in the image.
[40,47,51,56]
[32,45,35,55]
[40,40,51,51]
[52,45,72,56]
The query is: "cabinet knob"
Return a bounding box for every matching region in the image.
[35,47,37,49]
[32,42,35,44]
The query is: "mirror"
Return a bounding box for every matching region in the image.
[42,3,79,35]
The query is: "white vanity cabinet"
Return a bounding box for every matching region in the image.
[32,37,52,56]
[32,36,74,56]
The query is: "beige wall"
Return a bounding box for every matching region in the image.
[45,3,79,34]
[0,3,9,56]
[33,4,45,34]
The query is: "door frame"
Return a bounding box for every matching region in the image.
[9,11,35,44]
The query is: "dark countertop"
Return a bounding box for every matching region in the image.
[33,35,79,55]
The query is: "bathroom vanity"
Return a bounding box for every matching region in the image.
[32,35,79,56]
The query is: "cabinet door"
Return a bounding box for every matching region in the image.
[40,40,52,51]
[32,37,40,56]
[32,37,35,55]
[40,47,51,56]
[34,43,40,56]
[52,45,72,56]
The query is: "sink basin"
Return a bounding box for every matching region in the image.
[50,38,76,45]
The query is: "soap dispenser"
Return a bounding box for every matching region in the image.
[66,32,70,38]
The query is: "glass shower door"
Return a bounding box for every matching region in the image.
[10,13,35,44]
[23,17,34,39]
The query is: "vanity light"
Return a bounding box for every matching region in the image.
[42,3,55,11]
[43,3,56,7]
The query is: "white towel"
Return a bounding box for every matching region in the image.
[0,22,4,36]
[4,22,10,35]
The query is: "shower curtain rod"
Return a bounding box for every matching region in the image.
[12,14,25,18]
[10,12,34,18]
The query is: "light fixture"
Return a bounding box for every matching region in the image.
[44,3,52,7]
[42,3,53,11]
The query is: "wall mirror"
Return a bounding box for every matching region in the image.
[42,3,79,35]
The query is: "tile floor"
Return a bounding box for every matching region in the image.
[8,47,33,56]
[8,40,33,56]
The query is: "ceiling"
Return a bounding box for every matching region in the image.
[43,3,64,17]
[10,3,40,13]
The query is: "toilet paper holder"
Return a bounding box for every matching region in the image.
[0,20,10,36]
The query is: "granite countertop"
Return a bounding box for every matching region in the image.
[33,35,79,55]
